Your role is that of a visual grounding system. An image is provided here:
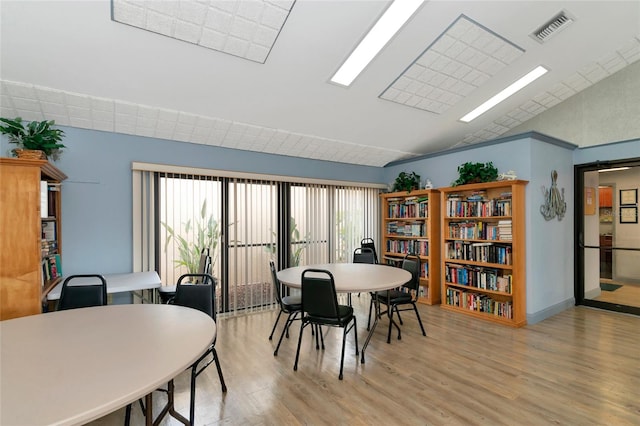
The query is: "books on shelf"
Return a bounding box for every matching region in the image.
[445,287,513,318]
[42,221,56,241]
[387,221,425,237]
[386,239,428,256]
[445,241,512,265]
[42,254,62,283]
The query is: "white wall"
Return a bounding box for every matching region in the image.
[506,60,640,148]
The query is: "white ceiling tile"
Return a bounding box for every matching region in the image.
[67,106,92,120]
[137,106,158,119]
[229,17,255,41]
[116,113,137,126]
[36,88,65,104]
[137,116,157,129]
[146,10,175,36]
[253,25,279,46]
[237,1,264,22]
[12,97,41,112]
[6,82,37,99]
[261,3,289,29]
[205,8,233,33]
[225,37,250,57]
[115,122,137,134]
[156,121,177,134]
[177,112,198,125]
[178,1,208,25]
[112,0,146,27]
[174,122,195,134]
[147,1,177,16]
[157,109,179,123]
[14,110,43,122]
[174,20,202,43]
[40,102,67,116]
[69,117,92,128]
[115,101,138,116]
[91,98,115,112]
[246,44,270,62]
[92,121,115,132]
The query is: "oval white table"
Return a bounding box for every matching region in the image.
[277,263,411,363]
[0,304,215,426]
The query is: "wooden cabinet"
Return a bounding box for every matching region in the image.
[440,180,527,327]
[380,189,441,305]
[599,187,612,207]
[0,158,66,320]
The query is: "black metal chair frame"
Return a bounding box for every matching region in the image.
[374,254,427,343]
[172,273,227,424]
[57,274,107,311]
[268,260,302,356]
[294,269,358,380]
[127,272,227,426]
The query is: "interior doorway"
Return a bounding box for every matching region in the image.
[575,158,640,315]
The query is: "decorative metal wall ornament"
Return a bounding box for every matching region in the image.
[540,170,567,221]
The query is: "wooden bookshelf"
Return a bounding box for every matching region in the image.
[440,180,527,327]
[0,158,67,319]
[380,189,441,305]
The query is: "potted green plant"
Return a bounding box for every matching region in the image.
[393,171,421,192]
[452,162,498,186]
[0,117,66,160]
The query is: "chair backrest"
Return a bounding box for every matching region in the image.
[401,255,421,294]
[301,269,341,320]
[269,260,284,306]
[194,249,211,282]
[360,238,378,264]
[353,247,376,264]
[172,273,216,320]
[57,274,108,311]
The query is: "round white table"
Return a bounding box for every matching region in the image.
[0,304,215,426]
[277,263,411,363]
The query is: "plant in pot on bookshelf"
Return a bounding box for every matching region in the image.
[452,161,498,186]
[393,171,421,192]
[0,116,66,160]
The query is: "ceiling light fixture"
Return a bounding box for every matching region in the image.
[330,0,424,87]
[459,66,549,123]
[598,167,630,173]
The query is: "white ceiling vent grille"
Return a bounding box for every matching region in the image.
[531,11,574,43]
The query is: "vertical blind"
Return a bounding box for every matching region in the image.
[132,165,382,315]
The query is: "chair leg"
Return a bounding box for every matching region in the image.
[293,322,306,372]
[395,305,404,325]
[269,309,284,340]
[413,303,427,336]
[190,363,198,425]
[367,295,374,331]
[339,327,347,380]
[124,404,131,426]
[274,311,299,356]
[353,317,359,356]
[319,325,325,350]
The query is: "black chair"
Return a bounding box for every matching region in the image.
[360,238,379,264]
[57,274,107,311]
[374,254,426,343]
[294,269,358,380]
[159,248,210,303]
[268,260,302,356]
[170,273,227,424]
[351,247,379,329]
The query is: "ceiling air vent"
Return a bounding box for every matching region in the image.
[531,11,574,43]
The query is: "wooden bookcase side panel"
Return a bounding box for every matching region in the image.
[0,158,66,320]
[439,180,527,327]
[381,189,440,305]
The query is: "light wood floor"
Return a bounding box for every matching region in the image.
[595,280,640,307]
[89,297,640,426]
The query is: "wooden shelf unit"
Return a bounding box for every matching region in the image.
[0,158,67,320]
[380,189,441,305]
[440,180,527,327]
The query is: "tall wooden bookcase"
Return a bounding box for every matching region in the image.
[0,158,67,320]
[440,180,527,327]
[380,189,441,305]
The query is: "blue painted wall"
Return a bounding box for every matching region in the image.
[0,127,385,276]
[2,126,637,321]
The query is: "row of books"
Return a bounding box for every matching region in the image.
[447,220,512,241]
[387,196,429,218]
[445,241,512,265]
[445,288,513,318]
[387,239,429,256]
[444,263,512,293]
[42,254,62,283]
[42,220,56,241]
[41,239,58,258]
[446,198,512,218]
[387,221,425,237]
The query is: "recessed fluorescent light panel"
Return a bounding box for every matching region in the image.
[460,65,548,122]
[598,167,630,173]
[330,0,424,87]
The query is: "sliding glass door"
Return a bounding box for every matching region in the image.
[576,159,640,315]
